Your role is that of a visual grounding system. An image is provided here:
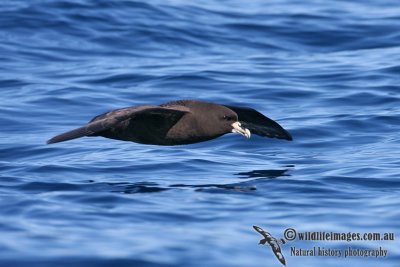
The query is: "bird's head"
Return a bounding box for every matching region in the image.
[183,101,251,139]
[258,238,267,245]
[216,107,251,139]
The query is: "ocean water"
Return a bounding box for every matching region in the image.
[0,0,399,266]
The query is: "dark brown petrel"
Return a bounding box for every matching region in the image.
[47,100,292,145]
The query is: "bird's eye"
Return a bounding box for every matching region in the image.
[223,115,233,121]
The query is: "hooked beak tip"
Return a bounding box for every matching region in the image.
[231,121,251,139]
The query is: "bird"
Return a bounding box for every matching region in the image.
[253,225,286,266]
[47,100,292,146]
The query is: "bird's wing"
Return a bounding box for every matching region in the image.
[253,226,276,241]
[47,105,190,144]
[268,240,286,266]
[88,105,190,123]
[224,105,292,141]
[253,225,270,238]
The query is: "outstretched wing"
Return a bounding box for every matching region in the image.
[253,225,271,238]
[253,225,286,266]
[268,239,286,266]
[224,105,292,141]
[47,105,190,144]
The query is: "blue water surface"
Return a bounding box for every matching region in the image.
[1,0,399,266]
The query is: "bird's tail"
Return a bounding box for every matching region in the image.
[47,126,90,144]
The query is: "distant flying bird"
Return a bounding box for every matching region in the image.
[253,225,286,266]
[47,100,292,146]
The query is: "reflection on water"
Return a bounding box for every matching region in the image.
[108,181,170,194]
[236,168,292,179]
[170,183,257,193]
